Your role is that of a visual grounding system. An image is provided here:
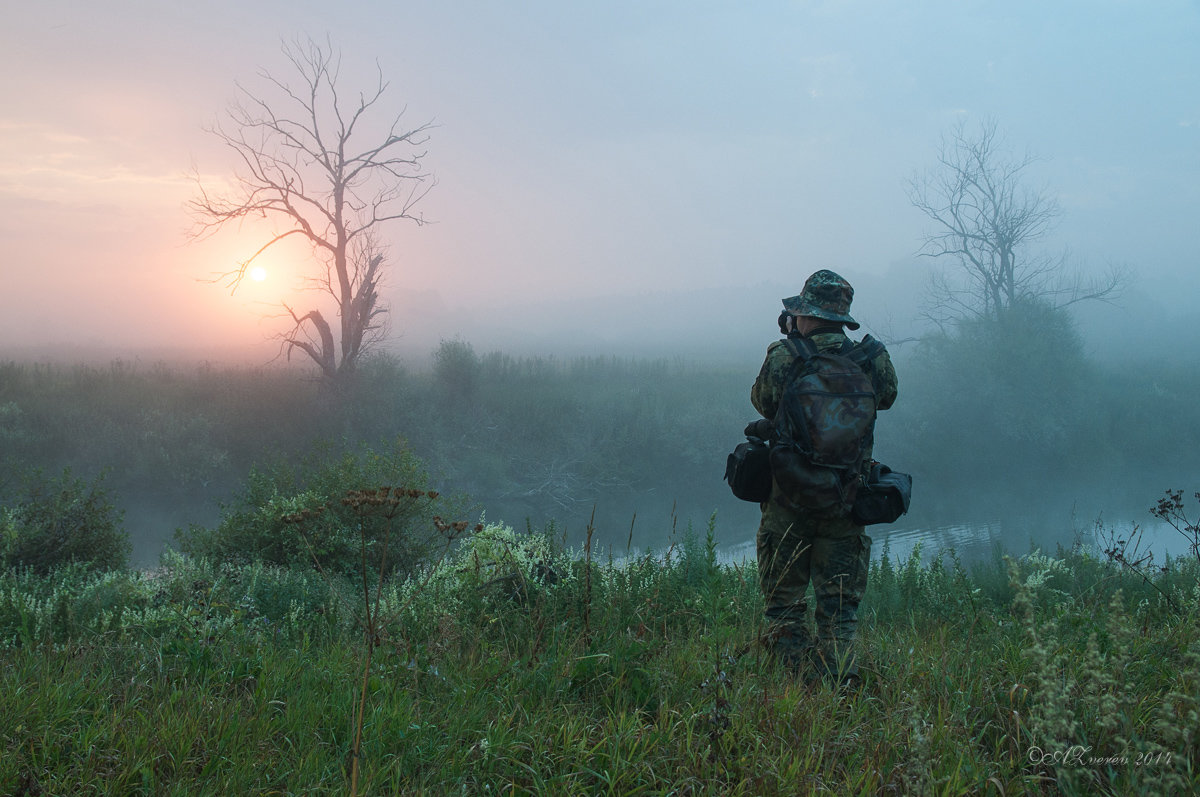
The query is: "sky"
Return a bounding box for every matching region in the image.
[2,0,1198,363]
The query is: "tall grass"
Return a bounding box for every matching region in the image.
[2,522,1196,794]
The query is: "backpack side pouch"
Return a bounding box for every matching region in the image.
[851,462,913,526]
[725,436,772,503]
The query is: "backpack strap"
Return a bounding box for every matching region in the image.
[781,336,819,386]
[782,336,818,362]
[783,334,882,366]
[846,335,885,367]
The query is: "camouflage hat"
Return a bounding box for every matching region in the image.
[782,269,860,330]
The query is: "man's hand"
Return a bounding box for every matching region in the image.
[744,419,774,440]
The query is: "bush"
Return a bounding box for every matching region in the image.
[175,439,446,579]
[0,469,129,575]
[433,337,479,404]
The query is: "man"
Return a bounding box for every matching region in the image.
[750,269,898,686]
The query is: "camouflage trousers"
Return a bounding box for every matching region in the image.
[756,498,871,678]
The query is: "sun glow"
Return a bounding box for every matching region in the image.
[249,266,268,282]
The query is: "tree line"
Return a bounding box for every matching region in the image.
[2,328,1197,566]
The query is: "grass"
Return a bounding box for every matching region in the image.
[2,523,1198,795]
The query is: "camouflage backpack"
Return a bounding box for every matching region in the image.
[769,335,883,516]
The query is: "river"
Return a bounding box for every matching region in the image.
[716,502,1198,568]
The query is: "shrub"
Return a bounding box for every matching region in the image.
[175,439,446,579]
[0,469,129,575]
[433,337,479,404]
[393,522,564,605]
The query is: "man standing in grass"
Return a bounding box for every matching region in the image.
[749,269,898,686]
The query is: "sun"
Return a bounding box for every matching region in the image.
[249,266,268,282]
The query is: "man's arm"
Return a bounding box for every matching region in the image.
[751,340,789,418]
[870,349,899,411]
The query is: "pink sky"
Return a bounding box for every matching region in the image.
[3,1,1198,361]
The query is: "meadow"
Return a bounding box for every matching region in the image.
[2,516,1198,795]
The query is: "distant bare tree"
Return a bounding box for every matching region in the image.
[188,37,433,385]
[906,118,1124,327]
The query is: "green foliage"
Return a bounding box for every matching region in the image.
[0,469,129,575]
[0,543,1183,790]
[898,303,1091,470]
[1010,568,1200,795]
[0,401,34,493]
[0,353,756,559]
[5,338,1200,563]
[1,525,1199,793]
[175,440,442,579]
[415,352,747,537]
[869,542,967,622]
[0,552,343,650]
[432,337,479,404]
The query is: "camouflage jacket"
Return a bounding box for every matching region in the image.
[751,328,898,423]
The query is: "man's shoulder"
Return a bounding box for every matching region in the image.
[763,339,802,369]
[809,331,850,351]
[756,339,795,392]
[766,334,850,361]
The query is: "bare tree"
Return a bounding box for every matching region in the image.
[906,118,1123,327]
[189,37,433,384]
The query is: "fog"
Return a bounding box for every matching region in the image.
[3,2,1198,357]
[3,2,1200,564]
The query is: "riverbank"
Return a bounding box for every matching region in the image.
[2,524,1197,794]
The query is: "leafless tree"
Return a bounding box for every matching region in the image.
[188,37,433,384]
[907,118,1124,327]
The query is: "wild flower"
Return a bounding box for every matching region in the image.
[1010,550,1072,609]
[387,522,567,620]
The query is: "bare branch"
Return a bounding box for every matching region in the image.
[190,36,433,386]
[196,228,311,292]
[282,303,338,381]
[907,118,1123,323]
